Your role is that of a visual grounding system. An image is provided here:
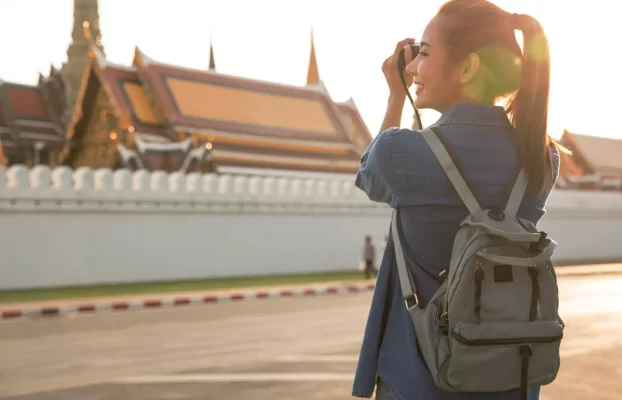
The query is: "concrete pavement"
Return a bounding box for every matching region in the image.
[0,273,621,399]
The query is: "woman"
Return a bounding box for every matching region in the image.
[352,1,561,399]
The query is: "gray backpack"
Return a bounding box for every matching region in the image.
[392,128,564,400]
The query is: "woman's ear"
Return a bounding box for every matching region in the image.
[459,52,481,84]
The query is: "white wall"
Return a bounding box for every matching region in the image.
[0,165,620,290]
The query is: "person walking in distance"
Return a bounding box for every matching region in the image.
[363,236,376,279]
[352,1,564,399]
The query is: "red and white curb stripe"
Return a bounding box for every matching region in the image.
[0,282,376,321]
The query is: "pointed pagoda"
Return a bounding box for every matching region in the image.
[62,0,104,113]
[47,2,374,175]
[208,35,216,71]
[306,28,320,85]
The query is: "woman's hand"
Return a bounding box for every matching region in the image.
[382,38,417,97]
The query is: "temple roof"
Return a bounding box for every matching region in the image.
[66,42,371,174]
[336,98,373,153]
[560,131,622,178]
[38,66,70,130]
[67,46,166,142]
[132,48,350,139]
[0,81,65,147]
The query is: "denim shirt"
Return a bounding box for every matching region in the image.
[352,104,560,400]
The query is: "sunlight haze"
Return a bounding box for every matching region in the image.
[0,0,614,140]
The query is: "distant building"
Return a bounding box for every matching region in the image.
[0,0,370,174]
[0,0,97,168]
[0,69,68,167]
[559,131,622,179]
[60,13,372,174]
[556,131,622,191]
[4,0,619,185]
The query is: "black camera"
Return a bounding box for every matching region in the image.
[398,43,421,70]
[397,43,423,129]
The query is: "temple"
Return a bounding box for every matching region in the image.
[559,130,622,178]
[555,130,622,190]
[61,20,373,174]
[0,68,68,166]
[0,0,618,187]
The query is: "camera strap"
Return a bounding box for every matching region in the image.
[397,50,423,131]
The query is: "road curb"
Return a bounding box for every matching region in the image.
[0,282,376,321]
[2,265,622,322]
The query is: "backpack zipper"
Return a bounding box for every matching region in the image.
[451,331,563,346]
[445,234,491,307]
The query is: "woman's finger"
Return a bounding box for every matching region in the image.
[393,38,416,55]
[404,44,417,64]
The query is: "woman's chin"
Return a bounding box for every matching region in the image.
[413,97,427,109]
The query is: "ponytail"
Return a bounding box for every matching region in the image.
[505,13,556,193]
[436,1,566,193]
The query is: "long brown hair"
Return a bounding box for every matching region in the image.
[436,0,563,192]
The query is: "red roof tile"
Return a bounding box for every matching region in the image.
[69,51,368,173]
[134,54,352,144]
[0,82,64,146]
[5,86,50,119]
[336,102,373,151]
[97,65,166,135]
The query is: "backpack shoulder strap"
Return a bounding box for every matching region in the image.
[392,209,419,307]
[504,169,528,217]
[420,127,482,215]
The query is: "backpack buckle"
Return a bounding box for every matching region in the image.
[437,311,449,335]
[404,293,419,310]
[529,231,548,252]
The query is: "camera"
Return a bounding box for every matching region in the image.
[397,42,423,130]
[397,42,420,82]
[399,43,421,70]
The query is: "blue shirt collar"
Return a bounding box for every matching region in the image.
[435,103,511,127]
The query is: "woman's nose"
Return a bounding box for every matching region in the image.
[405,61,417,77]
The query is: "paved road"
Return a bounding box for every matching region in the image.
[1,275,621,400]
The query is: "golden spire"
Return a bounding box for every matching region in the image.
[208,33,216,71]
[82,21,93,57]
[132,45,142,67]
[82,21,108,69]
[71,0,103,53]
[306,27,319,85]
[82,21,100,61]
[63,1,104,113]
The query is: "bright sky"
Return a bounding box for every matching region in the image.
[0,0,616,139]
